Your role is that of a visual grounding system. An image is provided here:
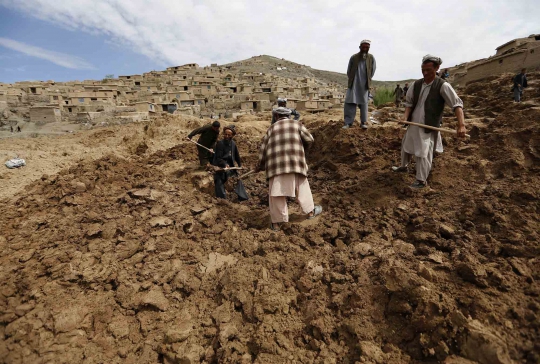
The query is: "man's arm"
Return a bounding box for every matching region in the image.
[346,56,353,80]
[255,133,269,172]
[187,124,209,139]
[440,83,466,138]
[371,55,376,78]
[234,143,242,167]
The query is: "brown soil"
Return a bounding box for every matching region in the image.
[0,73,539,364]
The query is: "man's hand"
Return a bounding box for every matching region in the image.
[456,124,466,138]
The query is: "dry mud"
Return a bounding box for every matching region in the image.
[0,73,539,363]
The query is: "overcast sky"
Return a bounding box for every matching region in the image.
[0,0,538,83]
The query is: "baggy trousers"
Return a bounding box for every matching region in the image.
[400,132,438,182]
[214,171,232,199]
[344,103,368,126]
[268,174,314,223]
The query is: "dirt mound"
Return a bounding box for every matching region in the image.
[0,74,539,363]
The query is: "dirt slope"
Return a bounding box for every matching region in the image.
[0,73,538,363]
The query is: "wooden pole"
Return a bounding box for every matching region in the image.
[398,120,470,138]
[188,139,214,153]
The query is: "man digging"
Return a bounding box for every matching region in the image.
[392,54,466,189]
[187,121,220,167]
[256,107,322,231]
[272,98,300,124]
[343,39,376,129]
[212,125,242,199]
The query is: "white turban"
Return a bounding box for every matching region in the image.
[422,54,443,66]
[360,39,371,46]
[277,98,287,103]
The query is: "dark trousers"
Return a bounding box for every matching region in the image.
[197,147,212,166]
[214,171,230,199]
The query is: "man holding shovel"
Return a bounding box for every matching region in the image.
[392,54,465,189]
[255,107,322,231]
[212,125,243,199]
[187,121,220,167]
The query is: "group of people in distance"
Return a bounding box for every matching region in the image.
[187,39,472,230]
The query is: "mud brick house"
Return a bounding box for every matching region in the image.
[29,106,61,123]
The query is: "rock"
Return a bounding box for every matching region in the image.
[190,206,207,215]
[199,252,237,274]
[353,242,373,256]
[85,224,102,238]
[427,252,444,264]
[457,262,488,288]
[165,322,193,343]
[18,249,36,263]
[397,204,408,211]
[359,341,385,364]
[508,258,532,279]
[149,216,173,227]
[218,323,238,344]
[54,307,86,334]
[461,319,513,364]
[71,181,87,193]
[139,286,170,311]
[439,223,456,239]
[393,240,416,256]
[418,264,435,282]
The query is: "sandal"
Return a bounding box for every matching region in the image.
[270,223,280,231]
[392,166,408,173]
[307,205,323,219]
[410,180,427,189]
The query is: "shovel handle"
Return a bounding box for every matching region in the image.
[188,138,214,153]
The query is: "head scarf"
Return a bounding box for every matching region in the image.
[274,107,292,115]
[422,54,443,66]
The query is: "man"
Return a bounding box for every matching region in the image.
[513,68,527,102]
[441,69,450,80]
[392,84,404,108]
[187,121,220,167]
[392,55,466,189]
[256,107,322,231]
[403,83,409,99]
[271,98,300,124]
[343,39,376,130]
[212,125,242,199]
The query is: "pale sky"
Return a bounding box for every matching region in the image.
[0,0,538,82]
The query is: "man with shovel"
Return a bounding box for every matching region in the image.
[187,121,220,167]
[212,125,243,199]
[255,107,322,231]
[392,54,465,189]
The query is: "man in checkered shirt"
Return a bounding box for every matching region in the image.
[255,107,323,231]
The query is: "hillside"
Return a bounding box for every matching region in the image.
[222,55,415,88]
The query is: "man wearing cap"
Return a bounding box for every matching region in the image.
[343,40,376,130]
[272,98,300,124]
[392,84,404,108]
[212,125,242,199]
[392,55,466,189]
[256,107,323,231]
[187,121,221,167]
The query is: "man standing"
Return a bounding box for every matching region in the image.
[513,68,527,102]
[392,55,466,189]
[392,84,404,108]
[256,107,322,231]
[403,83,409,100]
[212,125,242,199]
[343,39,376,129]
[187,121,220,167]
[271,98,300,124]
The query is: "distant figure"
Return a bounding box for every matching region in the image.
[392,84,404,108]
[271,98,300,124]
[513,68,528,102]
[10,126,13,133]
[343,39,376,129]
[441,69,450,80]
[403,83,410,99]
[17,126,21,132]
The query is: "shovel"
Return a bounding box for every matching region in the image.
[188,139,214,153]
[398,120,471,138]
[233,169,260,201]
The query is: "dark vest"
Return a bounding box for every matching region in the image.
[407,77,446,133]
[347,53,374,89]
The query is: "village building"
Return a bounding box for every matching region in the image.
[29,106,61,123]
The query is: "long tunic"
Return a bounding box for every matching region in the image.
[402,80,463,158]
[344,56,377,105]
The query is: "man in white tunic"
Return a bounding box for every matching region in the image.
[392,55,466,188]
[343,40,376,130]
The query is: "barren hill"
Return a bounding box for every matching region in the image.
[222,55,414,88]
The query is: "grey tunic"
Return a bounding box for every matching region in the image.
[344,56,376,105]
